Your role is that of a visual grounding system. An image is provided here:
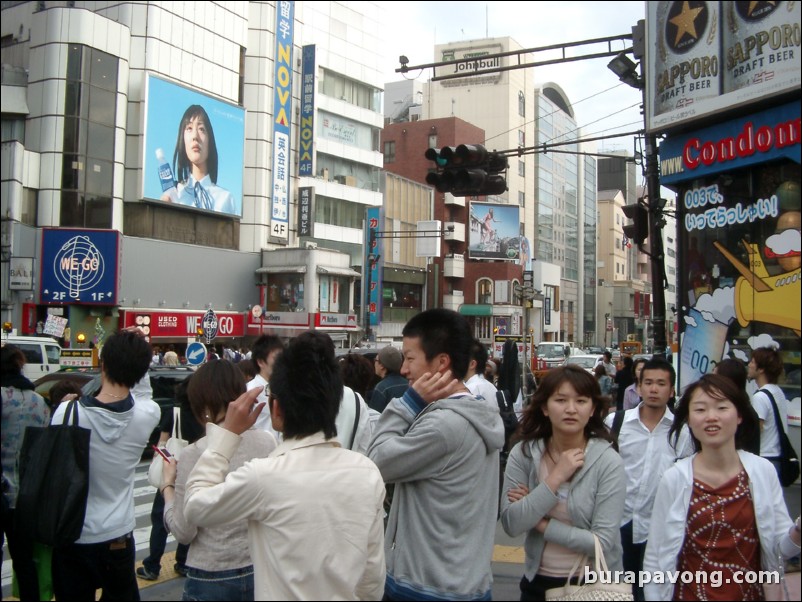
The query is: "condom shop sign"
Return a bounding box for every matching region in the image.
[659,102,801,185]
[39,229,120,305]
[141,74,245,218]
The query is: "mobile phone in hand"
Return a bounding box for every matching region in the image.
[152,445,172,461]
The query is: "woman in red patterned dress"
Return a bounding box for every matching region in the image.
[643,374,801,601]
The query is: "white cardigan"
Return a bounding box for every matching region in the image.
[643,451,800,601]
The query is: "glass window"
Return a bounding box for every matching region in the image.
[518,91,525,117]
[265,274,305,312]
[384,282,422,309]
[88,86,116,125]
[518,191,525,207]
[59,191,84,228]
[384,141,395,163]
[85,158,113,196]
[90,48,117,91]
[477,278,492,304]
[85,197,112,228]
[428,134,437,148]
[86,122,114,159]
[518,161,525,177]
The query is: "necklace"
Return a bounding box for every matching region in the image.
[98,390,127,399]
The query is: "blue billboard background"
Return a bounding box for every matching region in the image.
[142,74,245,217]
[39,229,120,305]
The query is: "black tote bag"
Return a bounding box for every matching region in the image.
[15,399,91,546]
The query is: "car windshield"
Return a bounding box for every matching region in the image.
[568,357,597,369]
[537,345,566,358]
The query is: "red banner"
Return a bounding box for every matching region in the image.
[120,310,245,338]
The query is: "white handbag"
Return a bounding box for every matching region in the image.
[147,407,188,489]
[545,534,634,601]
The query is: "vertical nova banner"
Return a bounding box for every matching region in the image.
[298,45,316,177]
[269,0,295,245]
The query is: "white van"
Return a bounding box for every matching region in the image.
[535,341,582,370]
[1,335,62,382]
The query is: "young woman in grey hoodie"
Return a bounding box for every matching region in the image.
[501,365,627,601]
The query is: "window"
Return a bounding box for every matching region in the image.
[60,45,118,228]
[477,278,492,304]
[475,316,492,340]
[428,134,437,148]
[512,279,522,305]
[518,161,525,177]
[518,191,525,207]
[518,129,525,148]
[265,274,305,312]
[518,91,525,117]
[383,140,395,163]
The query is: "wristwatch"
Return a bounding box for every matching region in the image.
[795,516,801,533]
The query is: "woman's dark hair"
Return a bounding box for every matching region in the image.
[519,365,615,451]
[48,379,84,408]
[593,364,607,379]
[188,359,246,425]
[713,358,748,391]
[173,105,220,184]
[236,358,257,381]
[0,344,26,378]
[269,331,342,440]
[100,331,152,388]
[339,353,376,400]
[631,357,648,378]
[670,373,760,452]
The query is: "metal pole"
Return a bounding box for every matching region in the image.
[644,131,668,358]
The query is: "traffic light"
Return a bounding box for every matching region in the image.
[621,201,649,245]
[425,143,508,197]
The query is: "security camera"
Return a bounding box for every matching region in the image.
[399,55,409,66]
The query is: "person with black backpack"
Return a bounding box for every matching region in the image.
[748,346,799,487]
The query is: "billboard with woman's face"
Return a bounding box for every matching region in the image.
[142,74,245,217]
[468,202,522,261]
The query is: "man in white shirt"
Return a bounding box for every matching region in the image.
[748,346,790,474]
[246,334,284,442]
[184,331,385,600]
[604,358,694,601]
[464,338,498,402]
[601,351,617,377]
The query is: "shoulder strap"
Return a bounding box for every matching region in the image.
[172,406,182,440]
[758,388,783,426]
[63,398,80,426]
[611,409,626,438]
[349,392,361,450]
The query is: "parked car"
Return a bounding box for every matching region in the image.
[565,354,605,374]
[585,346,605,355]
[35,365,194,458]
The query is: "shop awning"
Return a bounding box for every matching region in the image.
[316,266,361,278]
[459,304,493,316]
[256,265,307,274]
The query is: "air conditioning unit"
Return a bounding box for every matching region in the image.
[304,241,318,250]
[334,175,347,185]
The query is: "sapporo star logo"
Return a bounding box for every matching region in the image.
[736,1,779,22]
[665,0,710,53]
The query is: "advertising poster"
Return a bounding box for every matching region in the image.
[366,207,384,327]
[468,202,522,261]
[142,74,245,217]
[646,0,801,133]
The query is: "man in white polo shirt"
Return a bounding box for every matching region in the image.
[605,357,694,601]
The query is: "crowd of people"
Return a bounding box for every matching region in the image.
[1,314,800,601]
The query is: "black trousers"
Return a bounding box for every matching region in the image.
[620,521,646,602]
[520,573,581,602]
[1,504,40,601]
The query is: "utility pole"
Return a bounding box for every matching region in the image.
[644,132,668,358]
